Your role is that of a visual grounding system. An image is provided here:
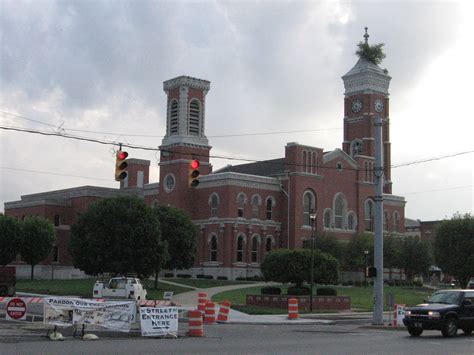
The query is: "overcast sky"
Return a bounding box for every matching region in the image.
[1,0,472,221]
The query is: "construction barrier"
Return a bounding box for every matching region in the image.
[392,304,406,327]
[216,301,231,323]
[288,298,299,320]
[204,301,216,324]
[188,310,204,337]
[197,292,208,313]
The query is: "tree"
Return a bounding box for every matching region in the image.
[69,196,167,278]
[355,41,386,65]
[342,233,373,271]
[434,213,474,289]
[399,236,432,282]
[0,214,21,266]
[19,217,56,280]
[303,232,344,263]
[384,234,402,280]
[261,249,339,287]
[154,206,197,288]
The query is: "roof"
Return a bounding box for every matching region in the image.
[342,57,387,78]
[405,218,421,228]
[213,158,286,177]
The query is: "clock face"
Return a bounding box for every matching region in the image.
[351,99,363,113]
[374,99,384,113]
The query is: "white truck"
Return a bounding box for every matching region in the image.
[93,277,147,300]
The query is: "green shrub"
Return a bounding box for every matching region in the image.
[261,287,281,295]
[316,287,337,296]
[236,277,246,281]
[164,273,173,278]
[177,274,191,278]
[287,286,311,295]
[204,275,214,280]
[196,274,205,279]
[217,276,228,280]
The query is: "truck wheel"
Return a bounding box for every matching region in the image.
[441,317,458,338]
[407,326,423,337]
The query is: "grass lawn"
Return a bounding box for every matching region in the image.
[212,285,433,313]
[162,278,255,289]
[16,278,191,300]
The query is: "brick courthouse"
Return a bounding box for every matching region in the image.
[5,39,406,279]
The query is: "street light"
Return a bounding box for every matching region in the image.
[309,210,317,312]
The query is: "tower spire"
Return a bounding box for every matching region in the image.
[363,27,369,44]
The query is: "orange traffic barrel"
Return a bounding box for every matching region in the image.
[188,310,204,337]
[197,292,208,313]
[217,300,231,323]
[288,298,299,319]
[204,301,216,324]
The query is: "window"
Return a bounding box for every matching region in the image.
[210,235,217,262]
[266,198,273,220]
[265,237,273,252]
[324,210,332,229]
[210,194,219,218]
[164,174,175,193]
[169,100,179,135]
[365,199,375,232]
[237,236,244,262]
[393,212,400,233]
[188,99,201,136]
[152,200,159,209]
[302,151,307,172]
[251,195,260,219]
[237,193,246,218]
[251,236,258,263]
[384,211,389,231]
[52,246,59,263]
[336,162,343,171]
[351,139,362,157]
[303,191,316,226]
[334,194,346,229]
[348,213,356,231]
[54,215,60,227]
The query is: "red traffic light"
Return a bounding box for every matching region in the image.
[118,151,128,160]
[190,159,200,169]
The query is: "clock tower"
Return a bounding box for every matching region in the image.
[342,29,392,194]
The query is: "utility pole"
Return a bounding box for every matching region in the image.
[373,116,384,325]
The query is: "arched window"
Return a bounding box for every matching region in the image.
[210,235,217,262]
[302,151,307,172]
[251,236,259,263]
[348,213,356,231]
[54,215,60,227]
[237,235,244,262]
[152,200,159,209]
[266,198,273,220]
[169,99,179,135]
[265,237,273,252]
[303,191,316,226]
[210,193,219,218]
[334,193,347,229]
[237,193,246,218]
[393,212,400,233]
[251,195,260,219]
[384,211,389,231]
[188,99,201,136]
[365,199,375,232]
[351,139,362,157]
[324,209,332,229]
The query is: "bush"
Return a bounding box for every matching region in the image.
[217,276,228,280]
[316,287,337,296]
[361,280,369,287]
[287,286,311,296]
[246,276,264,281]
[177,274,191,278]
[354,280,362,287]
[196,274,205,279]
[261,287,281,295]
[204,275,214,279]
[236,277,247,281]
[164,273,174,278]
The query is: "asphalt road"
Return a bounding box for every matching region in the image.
[1,321,473,355]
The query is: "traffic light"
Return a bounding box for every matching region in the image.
[188,159,200,187]
[115,150,128,181]
[366,266,377,278]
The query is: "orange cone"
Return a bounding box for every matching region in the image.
[217,301,231,323]
[204,301,216,324]
[288,298,299,319]
[197,292,207,314]
[188,310,204,337]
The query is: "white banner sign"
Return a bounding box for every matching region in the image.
[139,307,178,337]
[44,297,135,332]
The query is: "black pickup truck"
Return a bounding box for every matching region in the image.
[403,289,474,337]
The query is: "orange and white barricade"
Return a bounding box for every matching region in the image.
[197,292,208,314]
[217,301,231,323]
[288,298,299,320]
[392,304,406,327]
[204,301,216,324]
[188,310,204,337]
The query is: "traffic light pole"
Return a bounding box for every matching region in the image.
[373,116,384,325]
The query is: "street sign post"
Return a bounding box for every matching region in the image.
[6,297,27,321]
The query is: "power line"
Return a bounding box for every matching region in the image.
[392,150,474,168]
[400,185,473,195]
[0,166,111,182]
